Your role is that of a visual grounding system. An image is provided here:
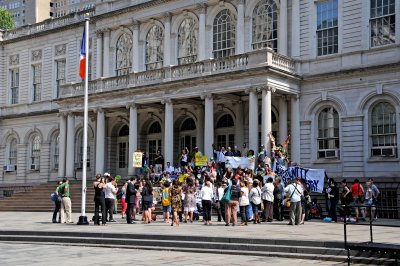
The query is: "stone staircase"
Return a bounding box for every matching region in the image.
[0,181,96,213]
[0,230,396,265]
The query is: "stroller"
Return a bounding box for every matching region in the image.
[309,201,322,219]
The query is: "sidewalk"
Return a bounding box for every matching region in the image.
[0,212,399,245]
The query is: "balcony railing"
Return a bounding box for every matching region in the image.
[60,49,297,98]
[2,9,95,41]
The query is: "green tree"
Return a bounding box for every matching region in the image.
[0,9,16,30]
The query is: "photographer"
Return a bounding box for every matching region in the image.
[93,174,106,225]
[104,173,118,222]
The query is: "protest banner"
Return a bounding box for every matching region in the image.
[225,156,255,170]
[274,162,325,193]
[195,155,208,166]
[133,152,143,168]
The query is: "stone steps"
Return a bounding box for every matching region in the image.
[0,181,97,213]
[0,230,395,265]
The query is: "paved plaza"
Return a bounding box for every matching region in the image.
[0,212,398,244]
[0,212,399,265]
[0,242,349,266]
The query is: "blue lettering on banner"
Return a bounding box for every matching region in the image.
[274,161,323,193]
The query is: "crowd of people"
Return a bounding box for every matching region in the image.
[52,136,381,226]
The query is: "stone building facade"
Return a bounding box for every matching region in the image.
[0,0,399,215]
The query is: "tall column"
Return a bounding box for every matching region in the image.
[103,29,110,77]
[65,114,75,178]
[235,101,244,151]
[163,13,171,67]
[163,99,174,168]
[236,0,245,54]
[95,31,103,79]
[203,94,214,160]
[261,88,272,156]
[291,95,301,164]
[278,0,288,55]
[128,104,138,176]
[278,96,288,145]
[196,106,204,153]
[95,108,105,175]
[132,21,140,72]
[58,113,67,178]
[291,0,300,57]
[197,4,207,61]
[248,88,258,155]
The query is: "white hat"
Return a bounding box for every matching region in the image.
[104,172,110,177]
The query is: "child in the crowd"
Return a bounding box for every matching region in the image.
[162,181,172,223]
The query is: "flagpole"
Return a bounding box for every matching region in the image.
[78,16,90,225]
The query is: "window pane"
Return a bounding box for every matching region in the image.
[115,32,132,76]
[213,9,236,58]
[317,107,339,158]
[177,17,198,65]
[146,25,164,70]
[316,0,338,56]
[252,0,278,51]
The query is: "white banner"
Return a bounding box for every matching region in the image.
[275,164,325,193]
[225,156,255,170]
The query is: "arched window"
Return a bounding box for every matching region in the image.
[371,102,397,157]
[148,121,162,134]
[252,0,278,51]
[118,125,129,169]
[317,107,339,158]
[217,114,234,128]
[31,135,41,168]
[145,25,164,70]
[178,17,198,64]
[213,9,236,58]
[119,125,129,136]
[115,32,133,76]
[8,139,17,166]
[181,118,196,131]
[52,134,60,170]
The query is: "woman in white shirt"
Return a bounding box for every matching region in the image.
[249,180,262,224]
[201,180,214,225]
[239,180,250,226]
[261,177,274,222]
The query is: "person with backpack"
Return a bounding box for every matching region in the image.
[225,179,240,226]
[284,177,303,225]
[161,181,172,224]
[52,180,62,223]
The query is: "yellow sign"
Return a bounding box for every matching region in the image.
[133,152,143,168]
[195,155,208,166]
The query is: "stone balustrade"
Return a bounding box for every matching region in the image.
[2,9,95,41]
[60,49,297,98]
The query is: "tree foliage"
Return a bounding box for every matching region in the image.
[0,9,16,30]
